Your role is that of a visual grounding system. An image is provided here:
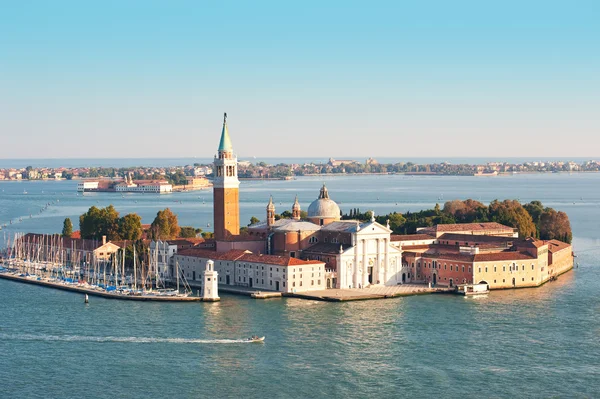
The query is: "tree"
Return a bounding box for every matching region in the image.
[150,208,180,239]
[79,205,121,241]
[443,199,487,223]
[539,209,572,243]
[62,218,73,237]
[201,231,214,239]
[488,200,536,238]
[180,226,201,238]
[249,216,260,226]
[118,213,143,241]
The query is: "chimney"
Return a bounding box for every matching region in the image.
[102,235,106,245]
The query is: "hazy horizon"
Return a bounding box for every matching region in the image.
[1,1,598,158]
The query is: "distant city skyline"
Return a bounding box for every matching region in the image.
[1,1,598,159]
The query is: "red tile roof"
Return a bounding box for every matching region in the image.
[176,248,249,261]
[473,252,536,262]
[176,248,324,267]
[216,235,267,242]
[239,253,324,267]
[390,234,435,242]
[422,222,515,233]
[545,240,571,253]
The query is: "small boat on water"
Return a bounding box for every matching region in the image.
[455,283,489,297]
[248,336,265,343]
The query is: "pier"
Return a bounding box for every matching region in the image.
[285,284,451,302]
[0,271,204,302]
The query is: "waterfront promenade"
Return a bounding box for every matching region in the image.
[288,284,450,301]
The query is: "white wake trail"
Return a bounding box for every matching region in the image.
[0,333,252,344]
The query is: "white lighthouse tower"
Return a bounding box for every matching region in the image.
[201,260,220,302]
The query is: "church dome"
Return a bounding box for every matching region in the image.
[307,184,340,219]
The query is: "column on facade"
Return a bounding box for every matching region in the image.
[353,239,359,289]
[375,238,381,285]
[384,237,390,284]
[362,239,368,288]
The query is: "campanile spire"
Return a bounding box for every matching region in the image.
[213,112,240,239]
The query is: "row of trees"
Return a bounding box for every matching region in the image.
[64,205,211,241]
[343,199,572,243]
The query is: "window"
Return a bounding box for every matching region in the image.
[503,279,505,283]
[270,280,272,286]
[318,280,321,285]
[479,267,481,273]
[522,278,524,282]
[485,267,488,272]
[311,280,314,285]
[450,265,453,271]
[300,281,303,286]
[462,266,465,272]
[494,266,497,272]
[522,265,525,271]
[494,280,497,283]
[293,282,296,287]
[309,237,318,244]
[444,264,447,270]
[532,264,535,270]
[503,266,506,272]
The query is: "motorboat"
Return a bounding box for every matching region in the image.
[247,336,265,343]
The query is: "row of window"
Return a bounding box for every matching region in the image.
[478,264,535,273]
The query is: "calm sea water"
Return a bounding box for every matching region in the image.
[1,174,599,398]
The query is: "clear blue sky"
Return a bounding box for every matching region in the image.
[0,0,598,159]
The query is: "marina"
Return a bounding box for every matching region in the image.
[0,232,199,302]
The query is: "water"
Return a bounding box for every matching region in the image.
[1,174,599,398]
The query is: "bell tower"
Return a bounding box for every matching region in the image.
[213,113,240,240]
[292,195,301,220]
[267,196,276,227]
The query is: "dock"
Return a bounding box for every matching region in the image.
[0,272,203,302]
[285,284,451,302]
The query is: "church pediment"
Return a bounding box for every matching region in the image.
[355,221,392,236]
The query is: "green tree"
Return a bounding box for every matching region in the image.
[62,217,73,237]
[249,216,260,226]
[201,231,214,239]
[79,205,121,240]
[180,226,200,238]
[539,209,573,243]
[118,213,143,241]
[488,200,536,238]
[150,208,181,239]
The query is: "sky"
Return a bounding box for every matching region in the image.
[0,0,598,159]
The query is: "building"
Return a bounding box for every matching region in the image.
[213,113,240,240]
[417,222,518,238]
[77,181,99,192]
[204,113,572,293]
[174,248,327,293]
[401,231,573,289]
[248,186,404,289]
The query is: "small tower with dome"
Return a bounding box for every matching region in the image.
[292,195,301,220]
[267,196,276,227]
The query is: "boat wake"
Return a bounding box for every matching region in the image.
[0,333,252,344]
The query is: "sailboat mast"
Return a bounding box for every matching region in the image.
[133,245,137,291]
